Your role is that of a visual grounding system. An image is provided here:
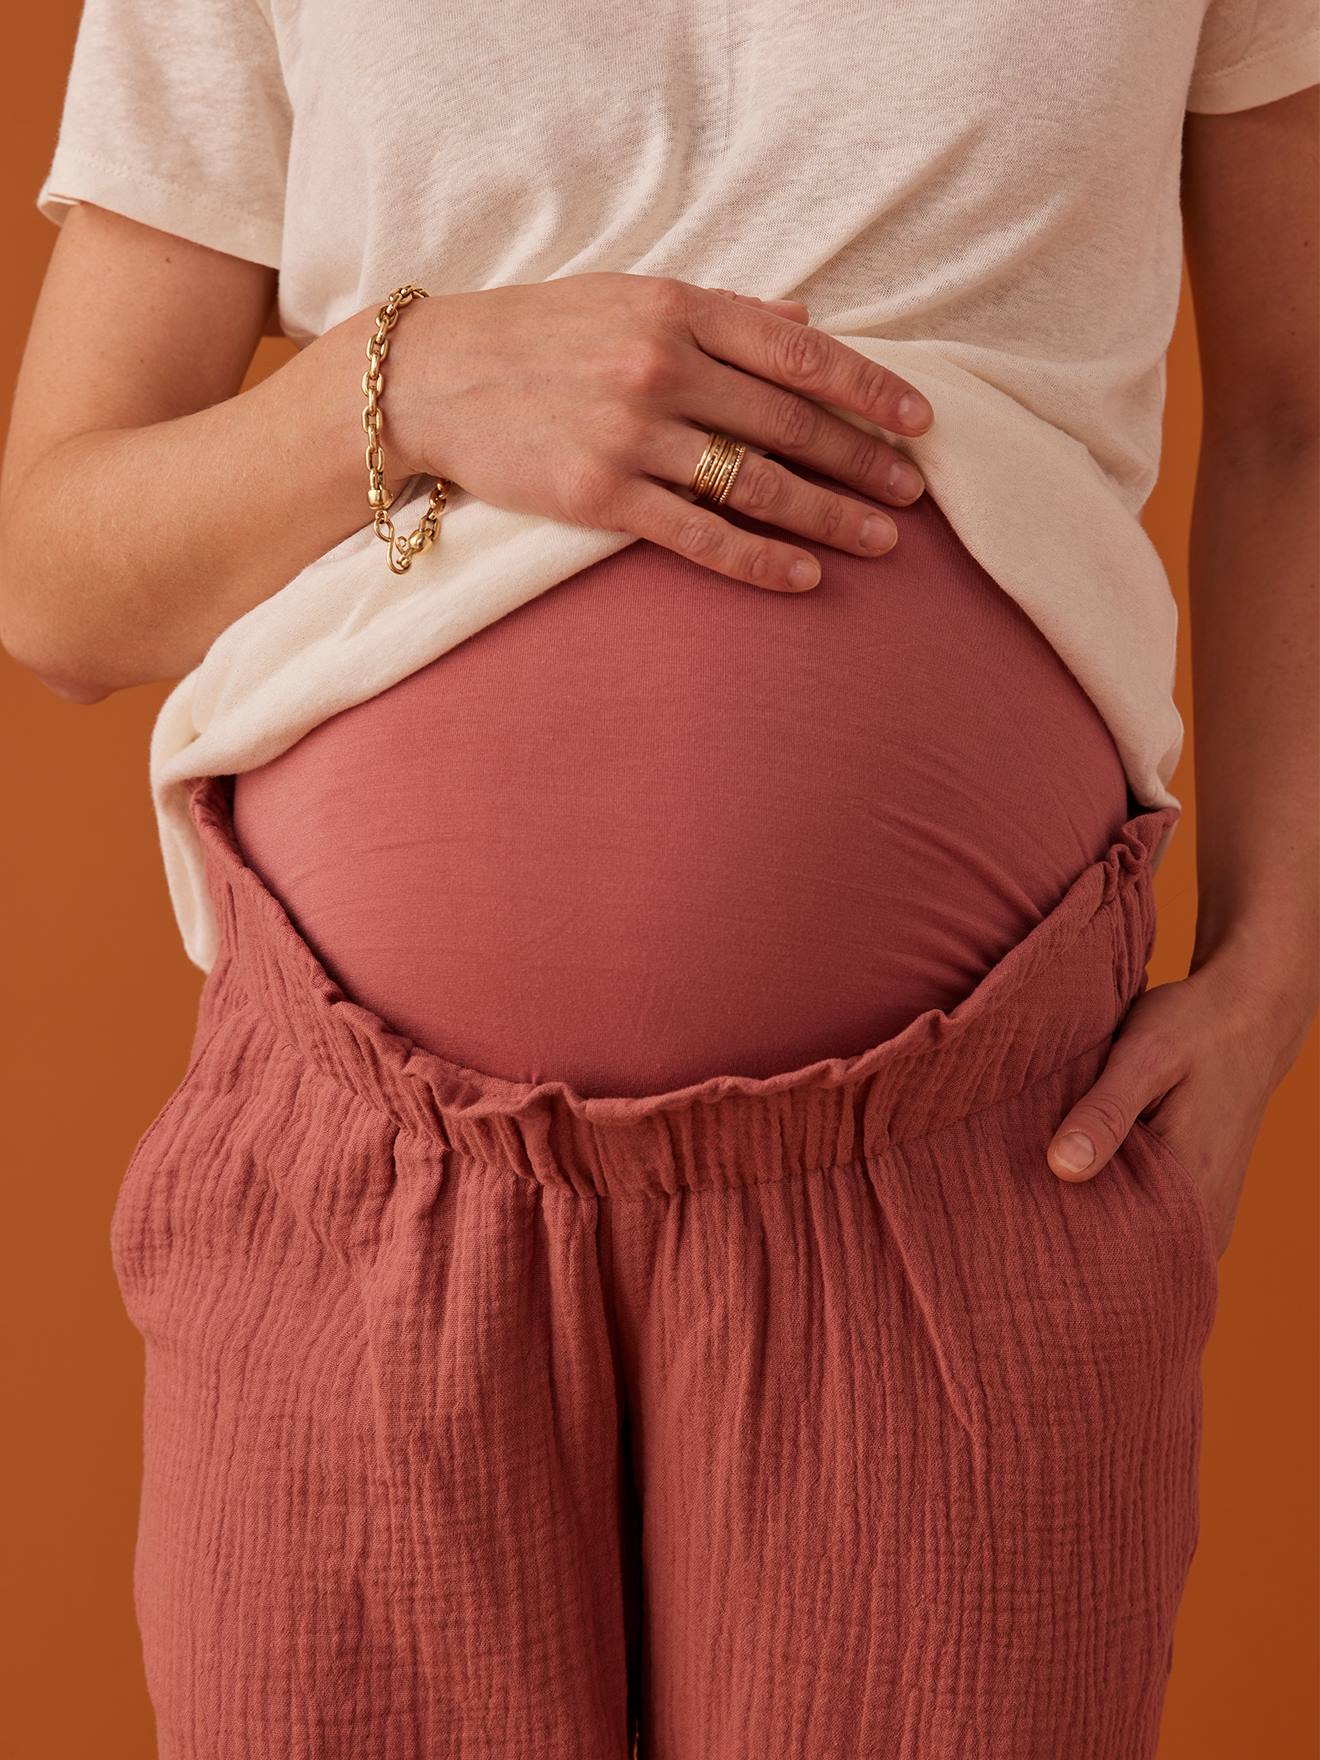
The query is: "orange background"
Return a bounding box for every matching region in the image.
[2,10,1316,1755]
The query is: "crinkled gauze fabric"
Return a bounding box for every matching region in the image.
[229,467,1134,1097]
[114,769,1219,1760]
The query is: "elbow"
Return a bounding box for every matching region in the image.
[3,648,114,705]
[0,524,118,703]
[35,669,115,704]
[2,632,117,704]
[0,592,115,705]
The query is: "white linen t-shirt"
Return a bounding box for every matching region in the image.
[35,0,1320,971]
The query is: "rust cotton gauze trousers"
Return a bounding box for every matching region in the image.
[113,771,1218,1760]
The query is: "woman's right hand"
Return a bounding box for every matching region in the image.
[384,272,935,594]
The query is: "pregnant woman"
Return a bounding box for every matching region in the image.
[3,0,1316,1754]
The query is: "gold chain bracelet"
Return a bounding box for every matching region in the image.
[362,284,450,574]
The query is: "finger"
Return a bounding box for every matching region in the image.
[681,283,935,436]
[614,477,824,593]
[679,355,927,507]
[643,422,898,555]
[1047,1033,1173,1182]
[705,287,810,322]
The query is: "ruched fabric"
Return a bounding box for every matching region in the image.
[114,771,1218,1759]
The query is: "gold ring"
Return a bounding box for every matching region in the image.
[690,431,748,507]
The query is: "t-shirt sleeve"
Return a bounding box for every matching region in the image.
[35,0,291,267]
[1186,0,1320,114]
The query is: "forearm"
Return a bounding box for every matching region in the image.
[1186,424,1319,1057]
[0,300,417,697]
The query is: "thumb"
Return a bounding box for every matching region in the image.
[1047,1032,1166,1183]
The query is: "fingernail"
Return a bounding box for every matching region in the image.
[860,513,896,552]
[1053,1131,1095,1173]
[897,391,932,429]
[886,459,924,501]
[789,558,821,589]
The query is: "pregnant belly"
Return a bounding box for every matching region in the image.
[230,462,1131,1097]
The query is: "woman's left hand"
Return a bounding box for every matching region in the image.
[1045,947,1315,1260]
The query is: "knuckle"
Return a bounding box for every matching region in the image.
[764,387,820,452]
[611,337,683,400]
[743,542,780,588]
[857,359,896,415]
[816,493,846,542]
[1076,1091,1133,1145]
[647,274,691,327]
[674,510,725,563]
[736,456,784,517]
[843,427,884,483]
[770,319,832,387]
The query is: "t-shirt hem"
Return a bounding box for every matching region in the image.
[1186,24,1320,114]
[36,148,283,270]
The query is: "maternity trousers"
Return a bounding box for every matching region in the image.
[114,768,1219,1760]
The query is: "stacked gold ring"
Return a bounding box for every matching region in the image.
[690,431,748,507]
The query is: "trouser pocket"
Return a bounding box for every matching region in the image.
[1127,1114,1221,1296]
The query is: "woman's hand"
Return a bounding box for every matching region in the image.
[1045,948,1316,1258]
[382,271,934,595]
[2,222,933,694]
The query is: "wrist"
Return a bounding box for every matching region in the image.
[321,298,438,526]
[365,290,446,490]
[1191,891,1318,985]
[1188,915,1318,1076]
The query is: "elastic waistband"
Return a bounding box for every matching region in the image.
[187,773,1177,1201]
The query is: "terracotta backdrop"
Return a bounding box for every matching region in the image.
[2,10,1316,1755]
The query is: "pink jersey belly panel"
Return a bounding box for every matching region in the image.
[231,463,1131,1096]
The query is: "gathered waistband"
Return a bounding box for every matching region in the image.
[185,772,1178,1201]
